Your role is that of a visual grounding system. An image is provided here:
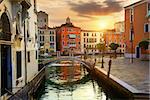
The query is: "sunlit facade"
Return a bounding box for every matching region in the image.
[38,26,56,54]
[81,30,103,54]
[0,0,38,99]
[104,29,125,53]
[124,0,150,58]
[56,17,81,54]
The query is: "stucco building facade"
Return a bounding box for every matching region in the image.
[104,29,125,53]
[124,0,150,58]
[56,17,81,54]
[38,26,56,54]
[81,30,103,54]
[0,0,38,99]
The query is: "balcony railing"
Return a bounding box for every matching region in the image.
[69,44,76,47]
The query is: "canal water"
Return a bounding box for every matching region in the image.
[35,60,123,100]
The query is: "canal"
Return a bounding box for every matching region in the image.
[35,59,125,100]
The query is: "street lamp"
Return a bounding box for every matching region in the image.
[130,24,134,63]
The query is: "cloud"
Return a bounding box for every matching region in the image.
[68,0,124,17]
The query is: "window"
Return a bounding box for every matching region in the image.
[144,23,149,32]
[50,36,54,42]
[43,36,44,41]
[79,42,80,44]
[87,33,89,36]
[95,38,97,42]
[40,36,41,41]
[34,0,37,12]
[51,31,54,34]
[84,44,86,48]
[40,43,44,46]
[130,8,134,23]
[16,51,22,79]
[84,38,86,42]
[78,35,80,38]
[36,50,38,59]
[44,18,46,22]
[27,51,30,63]
[129,29,134,41]
[84,33,86,36]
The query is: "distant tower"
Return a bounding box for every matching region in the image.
[66,17,71,24]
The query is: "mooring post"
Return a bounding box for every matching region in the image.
[107,56,112,78]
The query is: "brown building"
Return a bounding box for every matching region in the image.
[124,0,150,59]
[104,29,125,53]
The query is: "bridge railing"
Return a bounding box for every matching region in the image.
[40,56,95,70]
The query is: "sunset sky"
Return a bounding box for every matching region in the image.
[37,0,140,30]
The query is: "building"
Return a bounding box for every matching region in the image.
[114,21,125,33]
[0,0,38,99]
[124,0,150,58]
[56,17,81,54]
[114,21,125,53]
[104,29,125,53]
[37,11,48,27]
[38,26,56,54]
[81,30,103,54]
[37,11,56,55]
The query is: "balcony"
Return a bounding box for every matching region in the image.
[68,34,76,39]
[69,44,76,47]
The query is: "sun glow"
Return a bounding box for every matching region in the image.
[99,20,108,30]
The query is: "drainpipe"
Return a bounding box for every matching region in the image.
[24,20,27,85]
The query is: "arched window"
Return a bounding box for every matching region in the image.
[0,12,11,41]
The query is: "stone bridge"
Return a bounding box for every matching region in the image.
[40,56,95,70]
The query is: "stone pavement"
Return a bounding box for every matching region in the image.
[93,56,150,93]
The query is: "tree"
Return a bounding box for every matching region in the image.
[109,43,119,57]
[97,43,106,52]
[139,40,149,50]
[97,43,106,68]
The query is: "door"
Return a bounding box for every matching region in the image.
[1,45,12,95]
[136,46,140,58]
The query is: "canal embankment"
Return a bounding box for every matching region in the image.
[8,66,46,100]
[88,56,150,99]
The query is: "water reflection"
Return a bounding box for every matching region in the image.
[37,61,110,100]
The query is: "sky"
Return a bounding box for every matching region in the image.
[37,0,141,30]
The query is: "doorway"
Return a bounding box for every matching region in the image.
[1,45,12,95]
[136,46,140,58]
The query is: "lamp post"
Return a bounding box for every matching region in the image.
[130,24,134,63]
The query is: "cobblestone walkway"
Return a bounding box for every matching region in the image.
[94,57,150,93]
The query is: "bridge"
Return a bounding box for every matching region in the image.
[40,56,95,70]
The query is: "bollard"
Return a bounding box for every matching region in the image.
[101,55,104,68]
[107,56,112,78]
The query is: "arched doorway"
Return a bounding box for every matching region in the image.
[0,12,12,95]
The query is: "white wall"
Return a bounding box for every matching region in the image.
[81,31,103,54]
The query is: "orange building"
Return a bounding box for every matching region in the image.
[56,17,81,54]
[124,0,150,58]
[104,29,125,53]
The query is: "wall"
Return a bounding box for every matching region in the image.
[125,1,150,58]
